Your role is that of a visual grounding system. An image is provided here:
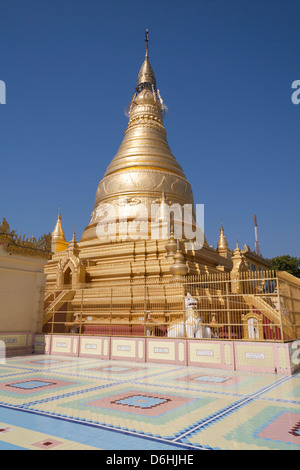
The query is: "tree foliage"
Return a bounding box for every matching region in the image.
[271,255,300,278]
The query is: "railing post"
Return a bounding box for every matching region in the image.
[51,305,54,334]
[183,282,186,339]
[79,289,83,335]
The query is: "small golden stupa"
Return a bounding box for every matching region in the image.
[51,210,68,253]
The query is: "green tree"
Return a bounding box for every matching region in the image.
[271,255,300,278]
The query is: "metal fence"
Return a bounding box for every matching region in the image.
[42,270,300,342]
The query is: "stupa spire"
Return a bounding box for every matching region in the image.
[136,29,157,92]
[52,209,66,243]
[145,28,149,57]
[217,221,229,251]
[68,229,79,253]
[51,209,68,253]
[217,221,231,259]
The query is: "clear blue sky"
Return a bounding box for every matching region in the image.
[0,0,299,259]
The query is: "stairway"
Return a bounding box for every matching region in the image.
[243,294,295,340]
[43,290,75,325]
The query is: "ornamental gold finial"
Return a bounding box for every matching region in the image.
[145,29,149,57]
[170,243,188,277]
[136,29,156,90]
[68,229,78,251]
[165,231,177,258]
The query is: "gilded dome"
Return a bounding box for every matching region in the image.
[93,69,193,207]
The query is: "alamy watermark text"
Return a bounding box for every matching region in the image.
[0,80,6,104]
[291,80,300,105]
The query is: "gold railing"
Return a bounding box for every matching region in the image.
[41,270,300,342]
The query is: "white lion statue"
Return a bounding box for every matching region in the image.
[167,293,211,339]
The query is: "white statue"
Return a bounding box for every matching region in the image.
[167,293,211,339]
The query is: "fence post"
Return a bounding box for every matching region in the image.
[225,282,231,340]
[276,276,285,342]
[51,300,54,334]
[79,290,83,335]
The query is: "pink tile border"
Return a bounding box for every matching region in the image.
[86,390,194,416]
[32,438,63,449]
[89,365,146,374]
[175,373,246,387]
[0,377,76,394]
[257,412,300,445]
[0,427,13,434]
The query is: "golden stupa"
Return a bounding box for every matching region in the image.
[43,32,271,335]
[79,31,232,277]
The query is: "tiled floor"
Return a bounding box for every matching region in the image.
[0,355,299,450]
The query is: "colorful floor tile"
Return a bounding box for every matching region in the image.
[0,354,299,450]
